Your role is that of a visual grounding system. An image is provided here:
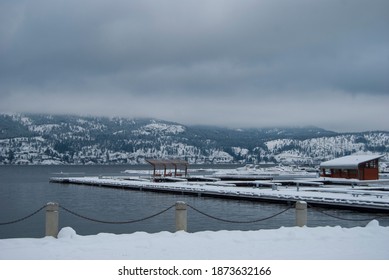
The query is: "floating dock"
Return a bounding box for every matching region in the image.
[50,175,389,212]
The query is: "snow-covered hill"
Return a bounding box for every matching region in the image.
[0,113,388,165]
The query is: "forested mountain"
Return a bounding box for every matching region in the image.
[0,113,388,165]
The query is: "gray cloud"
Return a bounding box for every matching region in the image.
[0,0,388,132]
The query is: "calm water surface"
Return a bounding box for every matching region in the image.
[0,165,388,239]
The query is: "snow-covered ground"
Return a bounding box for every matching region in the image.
[1,220,388,260]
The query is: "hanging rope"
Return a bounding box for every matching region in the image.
[0,205,46,226]
[2,202,388,227]
[59,204,175,224]
[307,204,389,221]
[187,203,294,224]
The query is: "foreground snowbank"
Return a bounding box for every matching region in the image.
[1,220,388,260]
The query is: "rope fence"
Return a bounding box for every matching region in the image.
[0,205,46,226]
[1,201,389,238]
[307,204,389,222]
[58,204,175,224]
[187,204,293,224]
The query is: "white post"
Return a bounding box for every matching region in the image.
[175,201,187,232]
[46,202,59,238]
[295,201,307,227]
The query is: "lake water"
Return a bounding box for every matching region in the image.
[1,165,388,239]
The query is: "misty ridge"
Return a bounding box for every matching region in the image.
[0,113,388,166]
[1,1,388,133]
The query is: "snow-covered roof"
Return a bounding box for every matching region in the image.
[146,159,189,167]
[320,155,383,169]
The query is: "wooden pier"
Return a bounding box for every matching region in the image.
[49,176,389,213]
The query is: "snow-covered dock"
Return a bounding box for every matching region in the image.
[49,175,389,212]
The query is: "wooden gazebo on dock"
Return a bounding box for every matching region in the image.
[320,154,383,180]
[146,159,189,178]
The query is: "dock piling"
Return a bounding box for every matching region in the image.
[45,202,59,238]
[295,201,307,227]
[175,201,187,232]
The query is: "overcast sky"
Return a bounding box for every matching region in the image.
[0,0,388,132]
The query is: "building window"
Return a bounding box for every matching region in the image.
[365,160,377,169]
[349,169,357,177]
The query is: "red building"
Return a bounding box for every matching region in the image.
[320,155,383,180]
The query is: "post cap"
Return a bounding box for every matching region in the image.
[295,201,307,210]
[175,201,187,210]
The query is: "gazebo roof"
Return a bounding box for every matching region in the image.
[145,159,189,168]
[320,155,383,169]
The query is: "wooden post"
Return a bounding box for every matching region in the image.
[45,202,59,238]
[175,201,187,232]
[295,201,307,227]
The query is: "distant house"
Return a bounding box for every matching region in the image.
[320,155,383,180]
